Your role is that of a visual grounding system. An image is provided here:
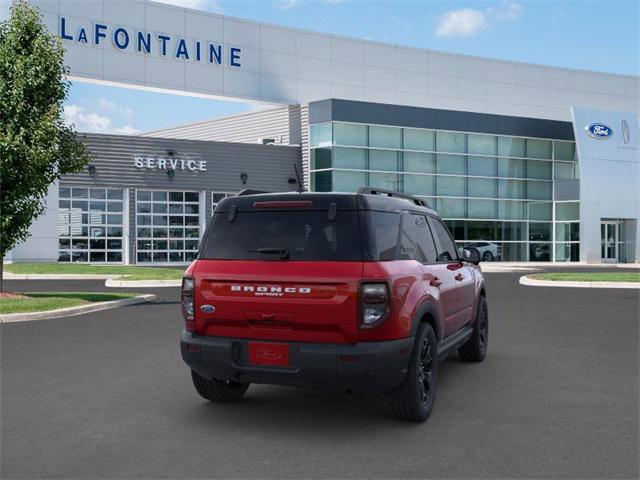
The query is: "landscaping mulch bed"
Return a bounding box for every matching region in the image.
[0,292,29,299]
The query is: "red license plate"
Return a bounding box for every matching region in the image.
[248,342,289,367]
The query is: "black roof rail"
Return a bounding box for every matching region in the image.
[357,187,431,209]
[236,189,269,196]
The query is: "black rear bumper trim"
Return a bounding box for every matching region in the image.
[181,331,414,393]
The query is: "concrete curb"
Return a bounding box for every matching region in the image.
[481,266,543,273]
[3,273,120,280]
[519,275,640,289]
[105,278,181,288]
[3,273,180,288]
[0,294,157,324]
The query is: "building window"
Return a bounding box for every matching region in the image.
[58,187,124,263]
[309,123,332,147]
[308,121,579,262]
[555,202,579,221]
[212,192,234,211]
[403,128,434,151]
[136,190,200,263]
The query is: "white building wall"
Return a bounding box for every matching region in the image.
[571,108,640,263]
[0,1,10,22]
[9,183,59,263]
[19,0,639,122]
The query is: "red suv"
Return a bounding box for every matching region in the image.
[180,188,488,422]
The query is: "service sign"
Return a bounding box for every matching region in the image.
[134,156,207,172]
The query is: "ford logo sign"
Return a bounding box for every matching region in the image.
[200,304,216,313]
[585,123,613,139]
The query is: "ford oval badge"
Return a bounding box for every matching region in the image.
[200,304,215,313]
[585,123,613,139]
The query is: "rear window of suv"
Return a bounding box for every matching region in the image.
[199,210,363,261]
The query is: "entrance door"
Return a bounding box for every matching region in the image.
[601,221,618,262]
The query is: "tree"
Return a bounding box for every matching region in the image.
[0,1,90,291]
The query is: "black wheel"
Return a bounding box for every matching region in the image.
[482,251,495,262]
[190,370,249,402]
[385,323,438,422]
[458,295,488,362]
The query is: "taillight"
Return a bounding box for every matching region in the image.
[360,283,390,329]
[182,276,195,332]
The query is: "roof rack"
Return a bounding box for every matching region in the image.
[357,187,431,208]
[236,189,269,196]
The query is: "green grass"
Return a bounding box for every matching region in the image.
[0,292,138,315]
[530,272,640,283]
[5,263,184,281]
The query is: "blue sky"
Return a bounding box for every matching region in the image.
[64,0,639,135]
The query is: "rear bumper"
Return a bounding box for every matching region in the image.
[181,330,413,393]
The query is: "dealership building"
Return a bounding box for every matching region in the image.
[4,0,639,264]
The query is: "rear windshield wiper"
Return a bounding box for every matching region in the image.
[248,247,290,259]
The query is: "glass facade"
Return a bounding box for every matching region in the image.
[555,201,579,261]
[309,122,580,261]
[58,187,124,263]
[135,190,200,263]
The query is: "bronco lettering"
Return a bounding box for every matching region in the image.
[230,285,312,294]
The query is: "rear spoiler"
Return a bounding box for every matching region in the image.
[357,187,431,209]
[236,189,269,196]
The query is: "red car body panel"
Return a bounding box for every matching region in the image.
[187,257,483,344]
[191,260,363,344]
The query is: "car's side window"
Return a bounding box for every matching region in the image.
[428,217,459,263]
[416,214,438,263]
[397,212,419,261]
[397,212,437,263]
[366,211,401,261]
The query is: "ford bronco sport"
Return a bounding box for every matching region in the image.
[180,187,488,422]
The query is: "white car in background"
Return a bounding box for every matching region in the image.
[464,242,502,262]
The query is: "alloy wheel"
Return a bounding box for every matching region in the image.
[478,305,488,352]
[418,338,434,403]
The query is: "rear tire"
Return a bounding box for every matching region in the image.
[191,370,249,402]
[482,251,494,262]
[385,323,438,422]
[458,295,488,362]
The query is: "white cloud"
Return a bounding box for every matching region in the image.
[97,98,135,123]
[435,8,488,38]
[275,0,343,8]
[275,0,298,10]
[64,100,139,135]
[153,0,222,13]
[488,2,523,21]
[435,2,522,38]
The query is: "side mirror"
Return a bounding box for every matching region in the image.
[462,247,481,265]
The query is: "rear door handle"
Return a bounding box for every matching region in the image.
[455,273,464,281]
[429,277,442,287]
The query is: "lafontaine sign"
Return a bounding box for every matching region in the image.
[134,156,207,172]
[59,17,242,68]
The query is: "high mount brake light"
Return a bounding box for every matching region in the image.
[360,283,390,329]
[182,276,195,332]
[252,200,313,209]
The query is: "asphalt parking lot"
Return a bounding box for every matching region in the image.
[2,268,639,479]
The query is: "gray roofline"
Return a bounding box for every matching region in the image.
[308,99,575,141]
